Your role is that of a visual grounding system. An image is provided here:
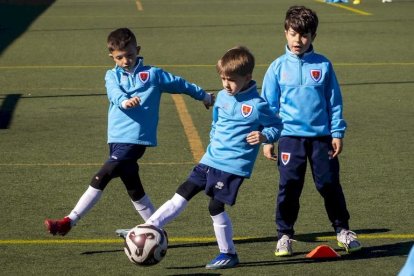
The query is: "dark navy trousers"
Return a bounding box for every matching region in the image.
[276,136,350,239]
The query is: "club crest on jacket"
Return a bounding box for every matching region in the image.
[310,69,322,82]
[241,104,253,117]
[138,71,150,84]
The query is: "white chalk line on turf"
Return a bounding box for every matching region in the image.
[1,234,413,245]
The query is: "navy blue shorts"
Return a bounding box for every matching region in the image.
[108,143,146,162]
[187,164,245,206]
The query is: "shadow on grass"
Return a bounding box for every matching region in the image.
[294,228,391,242]
[80,228,412,265]
[166,240,413,270]
[0,93,21,129]
[0,0,56,56]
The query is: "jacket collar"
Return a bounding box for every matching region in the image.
[285,44,314,61]
[233,80,257,100]
[115,57,144,74]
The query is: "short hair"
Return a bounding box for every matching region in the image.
[284,6,318,36]
[107,28,137,52]
[216,46,255,77]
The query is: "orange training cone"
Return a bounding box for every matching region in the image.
[306,245,341,259]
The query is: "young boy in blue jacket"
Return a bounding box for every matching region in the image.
[261,6,362,256]
[44,28,213,236]
[118,46,282,269]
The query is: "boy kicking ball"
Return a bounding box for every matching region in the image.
[117,46,282,269]
[44,28,213,236]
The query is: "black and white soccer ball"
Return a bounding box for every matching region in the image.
[123,224,168,266]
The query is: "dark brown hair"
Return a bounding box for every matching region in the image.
[107,28,137,52]
[284,6,318,35]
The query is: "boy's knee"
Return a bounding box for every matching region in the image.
[176,180,203,201]
[90,162,118,190]
[208,198,225,216]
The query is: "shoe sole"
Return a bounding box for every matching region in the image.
[115,229,129,238]
[44,220,57,235]
[205,262,239,269]
[275,251,292,257]
[337,242,362,253]
[44,219,71,236]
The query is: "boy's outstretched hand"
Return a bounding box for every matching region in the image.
[203,93,215,109]
[263,143,277,161]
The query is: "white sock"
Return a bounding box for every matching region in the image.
[211,211,236,254]
[68,186,102,226]
[146,193,188,228]
[131,194,155,221]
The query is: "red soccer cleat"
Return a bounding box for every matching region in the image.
[44,217,72,236]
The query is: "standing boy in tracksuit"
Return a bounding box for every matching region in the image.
[261,6,362,256]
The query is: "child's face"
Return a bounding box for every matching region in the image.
[220,73,252,96]
[109,44,140,72]
[285,27,315,56]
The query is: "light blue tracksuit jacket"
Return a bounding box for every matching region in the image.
[200,81,282,178]
[105,57,207,146]
[261,45,347,139]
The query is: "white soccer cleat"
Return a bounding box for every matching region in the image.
[275,235,295,257]
[337,229,362,253]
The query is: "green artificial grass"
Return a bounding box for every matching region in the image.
[0,0,413,275]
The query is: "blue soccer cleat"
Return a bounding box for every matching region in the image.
[205,253,239,269]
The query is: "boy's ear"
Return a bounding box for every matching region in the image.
[136,46,141,55]
[312,33,317,41]
[108,53,113,58]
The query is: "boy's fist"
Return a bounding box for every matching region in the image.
[125,96,141,108]
[203,93,215,109]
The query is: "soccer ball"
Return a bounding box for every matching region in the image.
[123,224,168,266]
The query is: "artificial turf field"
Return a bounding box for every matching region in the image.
[0,0,413,275]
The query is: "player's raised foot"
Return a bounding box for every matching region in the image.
[115,229,130,239]
[44,217,72,236]
[337,229,362,253]
[205,253,239,269]
[275,235,295,257]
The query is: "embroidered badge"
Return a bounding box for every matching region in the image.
[138,71,150,84]
[281,152,290,165]
[241,104,253,118]
[310,69,322,82]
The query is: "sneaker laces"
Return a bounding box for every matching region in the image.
[339,230,358,245]
[277,236,296,251]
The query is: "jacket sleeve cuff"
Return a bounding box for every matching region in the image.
[332,132,345,139]
[121,99,129,109]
